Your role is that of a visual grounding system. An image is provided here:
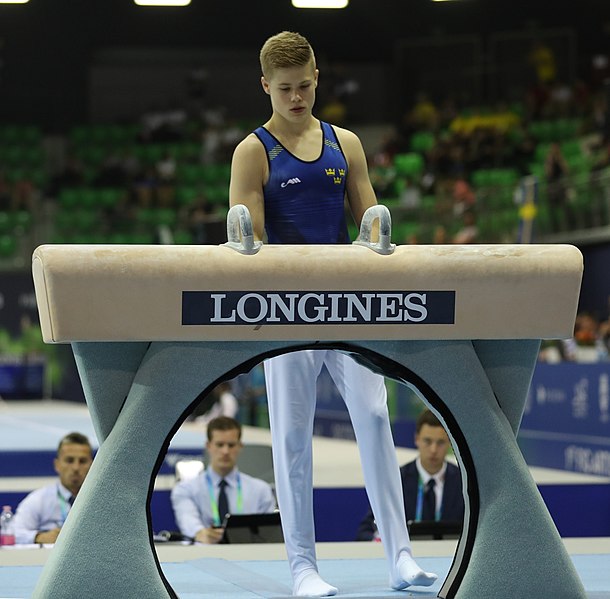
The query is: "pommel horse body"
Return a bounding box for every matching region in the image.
[31,215,585,598]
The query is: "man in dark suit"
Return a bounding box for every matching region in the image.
[357,409,464,541]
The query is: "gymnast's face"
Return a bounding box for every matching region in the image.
[54,443,93,495]
[415,424,450,475]
[261,62,319,122]
[206,428,243,477]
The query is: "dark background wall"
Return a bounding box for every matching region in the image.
[1,0,610,130]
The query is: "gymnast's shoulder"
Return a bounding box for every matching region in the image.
[331,125,366,155]
[231,132,266,159]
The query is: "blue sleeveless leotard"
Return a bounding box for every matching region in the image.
[254,121,350,244]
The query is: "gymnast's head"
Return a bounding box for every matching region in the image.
[260,31,318,86]
[260,31,315,78]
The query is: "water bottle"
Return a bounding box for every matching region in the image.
[0,505,16,546]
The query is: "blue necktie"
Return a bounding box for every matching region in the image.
[217,479,229,522]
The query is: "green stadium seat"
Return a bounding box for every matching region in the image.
[58,188,82,209]
[12,210,32,232]
[529,120,554,142]
[78,189,99,210]
[471,169,493,188]
[153,208,177,228]
[177,164,207,185]
[205,184,229,206]
[534,142,552,163]
[393,153,424,178]
[107,232,133,244]
[173,230,194,244]
[73,209,99,232]
[202,163,232,185]
[128,232,156,244]
[409,131,435,154]
[0,234,17,258]
[0,212,13,233]
[560,140,582,159]
[98,188,124,209]
[135,208,156,227]
[175,186,200,206]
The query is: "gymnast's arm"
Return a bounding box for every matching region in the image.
[229,133,268,241]
[334,126,379,229]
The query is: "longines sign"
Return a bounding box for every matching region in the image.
[182,291,455,326]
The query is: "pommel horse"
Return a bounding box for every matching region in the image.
[30,205,586,599]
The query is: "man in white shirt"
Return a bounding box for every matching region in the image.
[171,416,276,543]
[13,432,94,544]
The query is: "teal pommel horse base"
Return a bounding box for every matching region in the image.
[31,210,586,599]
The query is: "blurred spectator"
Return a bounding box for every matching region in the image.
[132,166,158,208]
[192,382,239,426]
[432,225,449,244]
[156,151,177,184]
[563,312,608,362]
[12,175,37,212]
[452,209,478,244]
[398,176,422,209]
[232,364,268,427]
[186,197,216,244]
[538,340,567,363]
[319,93,348,126]
[94,151,128,188]
[549,80,574,118]
[451,176,475,216]
[512,127,537,175]
[544,141,574,231]
[156,151,177,208]
[48,154,85,196]
[139,107,186,143]
[0,171,13,210]
[528,40,557,86]
[403,92,439,136]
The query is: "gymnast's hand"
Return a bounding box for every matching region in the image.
[194,526,225,544]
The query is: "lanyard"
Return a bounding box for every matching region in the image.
[56,488,70,526]
[414,477,442,522]
[206,472,243,526]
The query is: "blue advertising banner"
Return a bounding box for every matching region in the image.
[519,362,610,476]
[0,358,44,399]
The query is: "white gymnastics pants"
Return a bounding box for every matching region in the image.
[264,349,412,584]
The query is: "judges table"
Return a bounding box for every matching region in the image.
[30,239,585,599]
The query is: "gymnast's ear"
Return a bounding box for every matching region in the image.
[261,76,271,95]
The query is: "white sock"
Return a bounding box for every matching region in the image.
[294,571,338,597]
[390,552,438,590]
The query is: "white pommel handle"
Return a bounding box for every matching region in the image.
[353,204,396,255]
[224,204,263,255]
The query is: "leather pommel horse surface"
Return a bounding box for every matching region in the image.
[30,242,587,599]
[32,243,582,342]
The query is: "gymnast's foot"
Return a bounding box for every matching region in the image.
[294,570,338,597]
[390,552,438,590]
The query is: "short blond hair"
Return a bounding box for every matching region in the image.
[260,31,316,78]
